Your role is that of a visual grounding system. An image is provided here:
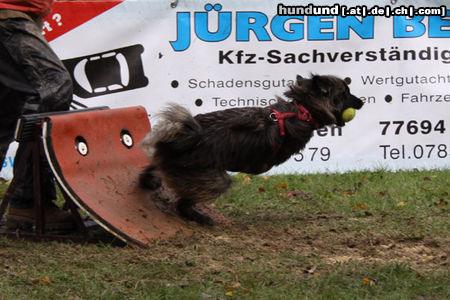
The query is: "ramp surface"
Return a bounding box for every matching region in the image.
[42,106,190,247]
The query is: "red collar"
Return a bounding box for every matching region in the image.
[267,104,320,136]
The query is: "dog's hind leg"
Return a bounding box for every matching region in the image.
[177,198,215,225]
[139,165,162,190]
[173,170,232,225]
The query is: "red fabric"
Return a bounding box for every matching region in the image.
[43,1,124,42]
[267,108,297,136]
[0,0,54,18]
[268,104,320,136]
[267,104,320,162]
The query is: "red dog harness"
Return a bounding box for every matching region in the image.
[267,104,320,162]
[267,104,320,136]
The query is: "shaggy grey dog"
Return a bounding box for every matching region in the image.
[140,74,364,224]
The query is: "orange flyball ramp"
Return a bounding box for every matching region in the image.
[41,106,190,247]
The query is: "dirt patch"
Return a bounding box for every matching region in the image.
[150,211,449,275]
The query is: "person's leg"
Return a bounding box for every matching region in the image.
[0,86,26,177]
[1,18,73,114]
[0,18,74,229]
[0,20,35,176]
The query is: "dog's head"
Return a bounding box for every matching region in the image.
[284,74,364,127]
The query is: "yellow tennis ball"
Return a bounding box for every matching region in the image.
[342,108,356,122]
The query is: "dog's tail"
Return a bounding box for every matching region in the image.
[141,103,201,158]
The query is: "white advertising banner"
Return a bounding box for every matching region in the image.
[1,0,449,179]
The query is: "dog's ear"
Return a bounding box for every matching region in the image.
[312,75,331,97]
[285,75,307,100]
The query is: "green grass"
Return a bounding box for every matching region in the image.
[0,169,448,299]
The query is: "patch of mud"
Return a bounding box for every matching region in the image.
[155,211,449,274]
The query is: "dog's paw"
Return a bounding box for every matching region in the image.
[177,200,215,226]
[139,167,162,190]
[141,176,162,190]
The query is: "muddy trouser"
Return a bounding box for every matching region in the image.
[0,17,72,209]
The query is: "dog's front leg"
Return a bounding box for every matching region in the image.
[139,165,162,190]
